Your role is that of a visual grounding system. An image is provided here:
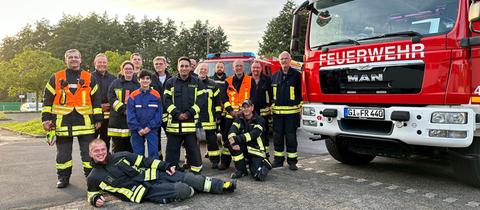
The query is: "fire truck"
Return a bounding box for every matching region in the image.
[292,0,480,186]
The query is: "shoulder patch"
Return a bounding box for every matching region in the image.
[130,89,142,99]
[150,89,161,98]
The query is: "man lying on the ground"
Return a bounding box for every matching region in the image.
[86,139,236,207]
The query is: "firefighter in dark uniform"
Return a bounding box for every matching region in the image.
[219,59,255,170]
[164,57,205,173]
[271,51,302,170]
[150,56,172,160]
[210,62,227,158]
[197,63,222,168]
[87,139,236,207]
[250,60,273,158]
[91,53,116,150]
[227,99,271,180]
[41,49,102,188]
[107,61,139,153]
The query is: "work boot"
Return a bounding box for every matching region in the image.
[56,177,70,188]
[288,164,298,171]
[223,179,237,193]
[230,170,248,179]
[218,163,229,170]
[211,162,219,169]
[271,160,284,168]
[182,163,191,170]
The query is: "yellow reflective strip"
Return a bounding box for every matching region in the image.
[190,165,202,172]
[151,168,157,180]
[253,124,263,131]
[87,191,101,203]
[46,83,56,95]
[289,86,295,100]
[71,130,95,136]
[194,87,198,103]
[56,115,63,130]
[214,89,220,97]
[207,150,221,156]
[257,137,265,151]
[244,133,251,142]
[164,89,172,96]
[82,91,87,106]
[134,156,143,167]
[151,159,161,169]
[113,100,123,112]
[224,101,231,108]
[204,177,212,192]
[182,128,196,132]
[266,91,270,104]
[144,169,151,180]
[56,160,73,170]
[108,129,131,137]
[91,84,99,95]
[93,108,102,114]
[274,151,285,157]
[232,122,241,129]
[273,86,277,100]
[167,105,176,113]
[84,115,91,126]
[42,106,52,113]
[116,89,122,103]
[215,106,222,112]
[287,152,298,158]
[192,104,200,113]
[82,161,92,169]
[134,186,146,203]
[99,182,134,200]
[222,148,231,155]
[232,153,244,161]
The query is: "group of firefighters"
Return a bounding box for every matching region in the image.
[41,49,302,206]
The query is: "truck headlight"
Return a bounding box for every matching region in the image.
[303,120,318,126]
[428,129,467,139]
[303,107,316,116]
[431,112,467,124]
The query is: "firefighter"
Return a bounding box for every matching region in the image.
[197,63,222,168]
[250,60,273,158]
[210,62,227,146]
[219,59,255,170]
[271,51,302,170]
[107,61,139,153]
[227,99,271,181]
[41,49,102,188]
[87,139,236,207]
[164,57,205,173]
[127,70,162,159]
[150,56,172,160]
[91,53,116,150]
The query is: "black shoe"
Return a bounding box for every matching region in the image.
[288,164,298,171]
[182,163,191,170]
[224,179,237,193]
[56,177,70,188]
[271,161,284,168]
[230,170,248,179]
[211,163,219,169]
[218,163,229,170]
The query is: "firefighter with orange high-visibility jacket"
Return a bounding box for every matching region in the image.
[41,49,103,188]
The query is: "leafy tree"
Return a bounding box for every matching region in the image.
[258,0,307,59]
[104,50,132,75]
[2,49,64,108]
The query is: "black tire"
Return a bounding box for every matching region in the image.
[326,137,375,165]
[449,138,480,187]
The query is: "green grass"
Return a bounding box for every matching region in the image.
[0,112,7,120]
[0,119,46,135]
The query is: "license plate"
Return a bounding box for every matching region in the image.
[344,107,385,119]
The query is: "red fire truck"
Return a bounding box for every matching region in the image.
[292,0,480,186]
[204,52,278,77]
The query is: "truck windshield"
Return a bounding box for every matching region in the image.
[309,0,458,49]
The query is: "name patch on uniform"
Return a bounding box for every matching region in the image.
[188,84,197,88]
[148,104,158,108]
[68,84,78,89]
[135,105,142,108]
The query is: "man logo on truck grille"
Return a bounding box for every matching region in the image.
[347,73,384,82]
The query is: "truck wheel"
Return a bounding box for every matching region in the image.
[326,138,375,165]
[449,138,480,187]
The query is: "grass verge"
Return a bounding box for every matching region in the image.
[0,118,45,136]
[0,112,7,120]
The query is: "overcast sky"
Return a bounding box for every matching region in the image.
[1,0,304,53]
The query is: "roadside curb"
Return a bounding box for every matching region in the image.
[0,119,11,121]
[0,127,44,138]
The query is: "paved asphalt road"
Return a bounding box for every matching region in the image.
[1,120,479,209]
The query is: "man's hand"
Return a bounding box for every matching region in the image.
[138,129,145,136]
[143,127,151,134]
[231,145,240,151]
[42,121,54,131]
[228,137,235,145]
[95,122,102,130]
[178,113,188,121]
[95,195,105,207]
[229,137,240,151]
[101,103,110,112]
[166,166,176,176]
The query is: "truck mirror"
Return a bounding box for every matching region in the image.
[469,1,480,33]
[291,14,301,53]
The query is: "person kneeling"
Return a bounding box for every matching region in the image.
[87,139,236,207]
[227,99,271,181]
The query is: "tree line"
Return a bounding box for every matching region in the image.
[0,13,230,101]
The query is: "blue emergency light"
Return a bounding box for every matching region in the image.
[207,52,256,59]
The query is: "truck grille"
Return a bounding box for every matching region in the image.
[319,60,424,94]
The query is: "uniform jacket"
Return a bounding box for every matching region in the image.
[86,152,170,206]
[92,70,116,119]
[271,67,302,115]
[228,113,267,158]
[251,74,273,117]
[150,71,172,123]
[107,76,139,130]
[198,77,221,130]
[126,88,162,131]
